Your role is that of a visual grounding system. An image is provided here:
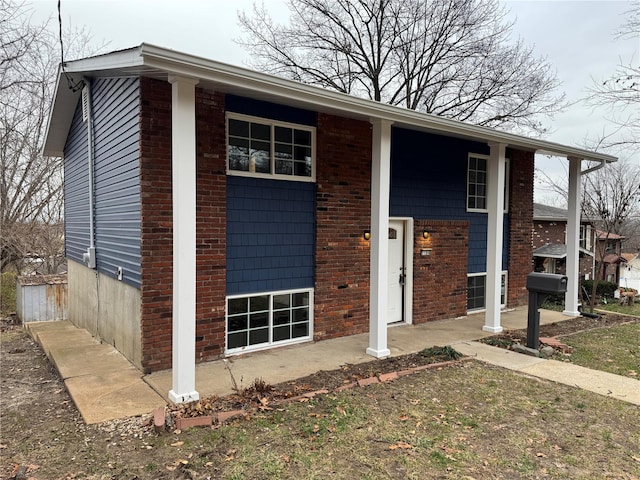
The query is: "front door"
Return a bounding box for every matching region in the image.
[387,219,405,324]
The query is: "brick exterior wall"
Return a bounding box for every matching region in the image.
[506,149,534,307]
[314,113,372,340]
[413,220,469,322]
[193,88,227,362]
[533,221,566,247]
[136,81,539,370]
[139,78,226,373]
[533,221,594,278]
[139,78,173,373]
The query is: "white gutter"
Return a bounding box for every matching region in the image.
[582,159,607,175]
[137,43,618,164]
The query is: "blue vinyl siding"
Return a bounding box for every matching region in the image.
[92,77,141,288]
[63,101,90,263]
[225,94,317,126]
[390,128,509,272]
[227,176,315,294]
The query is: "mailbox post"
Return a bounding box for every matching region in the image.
[525,273,568,349]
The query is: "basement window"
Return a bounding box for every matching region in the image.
[226,288,313,354]
[467,272,507,311]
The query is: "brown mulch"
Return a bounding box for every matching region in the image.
[480,311,640,348]
[170,346,462,420]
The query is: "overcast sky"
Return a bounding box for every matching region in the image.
[30,0,639,204]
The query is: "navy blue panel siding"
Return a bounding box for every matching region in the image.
[389,127,508,273]
[225,94,317,126]
[63,100,90,263]
[227,176,315,295]
[91,77,141,288]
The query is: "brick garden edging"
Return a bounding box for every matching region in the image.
[539,336,573,354]
[158,357,472,432]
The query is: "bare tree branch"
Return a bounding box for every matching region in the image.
[0,0,105,274]
[584,2,639,155]
[237,0,566,135]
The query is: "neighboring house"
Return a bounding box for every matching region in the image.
[532,203,595,279]
[596,231,626,284]
[620,252,640,291]
[43,45,616,403]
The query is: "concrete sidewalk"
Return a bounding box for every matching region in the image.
[452,341,640,406]
[25,321,165,424]
[25,308,639,424]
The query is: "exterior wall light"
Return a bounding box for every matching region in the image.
[423,230,430,240]
[364,230,371,241]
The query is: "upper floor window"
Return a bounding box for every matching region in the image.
[579,224,592,250]
[227,113,315,181]
[467,155,487,211]
[605,241,618,254]
[466,154,509,213]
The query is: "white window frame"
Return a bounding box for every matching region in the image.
[226,112,316,182]
[466,153,509,213]
[225,288,314,355]
[466,271,508,312]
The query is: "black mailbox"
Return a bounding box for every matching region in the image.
[525,272,568,350]
[526,272,568,294]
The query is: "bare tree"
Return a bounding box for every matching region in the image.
[237,0,564,135]
[0,0,101,273]
[536,158,640,310]
[585,1,639,154]
[582,160,640,310]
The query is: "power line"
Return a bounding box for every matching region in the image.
[57,0,83,92]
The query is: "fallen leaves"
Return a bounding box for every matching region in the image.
[389,441,413,450]
[225,449,237,461]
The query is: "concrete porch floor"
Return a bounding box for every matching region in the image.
[144,308,565,399]
[26,308,640,424]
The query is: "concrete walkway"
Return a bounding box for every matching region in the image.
[452,341,640,405]
[25,308,640,424]
[25,321,165,424]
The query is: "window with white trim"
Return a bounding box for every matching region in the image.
[467,272,507,311]
[227,113,315,181]
[226,289,313,353]
[466,154,509,212]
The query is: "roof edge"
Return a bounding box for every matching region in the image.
[137,43,617,164]
[44,43,618,164]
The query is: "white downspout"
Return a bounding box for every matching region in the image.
[82,81,96,269]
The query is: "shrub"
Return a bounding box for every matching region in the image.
[1,272,18,315]
[581,280,618,301]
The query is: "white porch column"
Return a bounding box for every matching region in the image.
[367,119,392,358]
[564,156,582,315]
[168,75,200,404]
[483,142,507,333]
